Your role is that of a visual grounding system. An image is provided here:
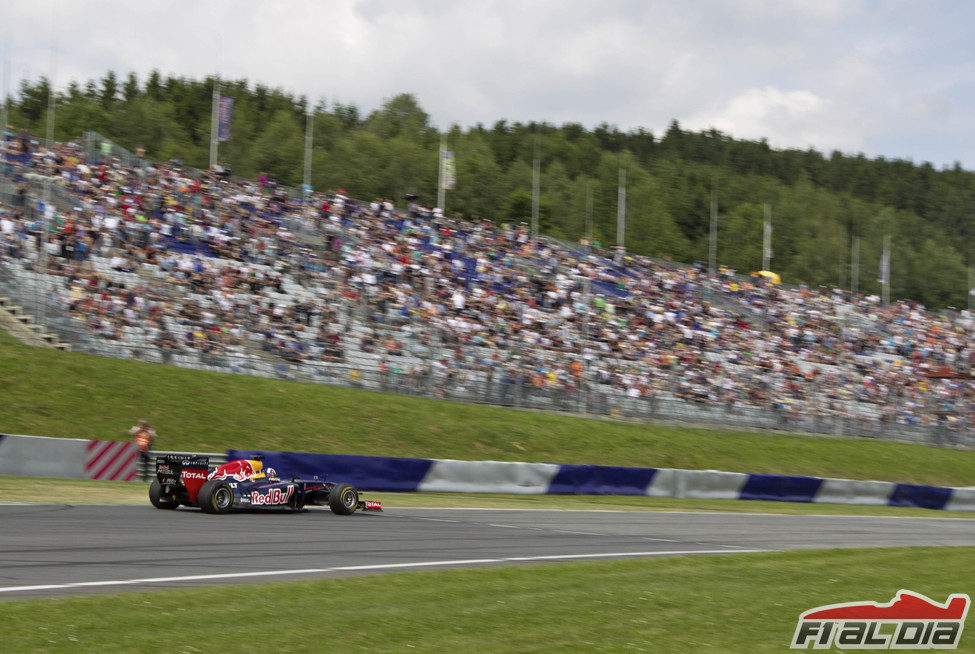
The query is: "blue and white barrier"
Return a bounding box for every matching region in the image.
[813,479,895,506]
[227,449,975,512]
[947,488,975,512]
[418,459,562,494]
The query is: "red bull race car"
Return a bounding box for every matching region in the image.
[149,455,382,515]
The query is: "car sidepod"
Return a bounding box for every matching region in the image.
[236,479,302,510]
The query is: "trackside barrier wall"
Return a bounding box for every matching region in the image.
[0,435,967,512]
[418,460,562,494]
[85,439,139,481]
[0,434,87,478]
[229,449,975,512]
[945,489,975,512]
[812,479,896,506]
[0,434,137,480]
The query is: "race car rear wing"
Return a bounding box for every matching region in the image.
[156,454,211,501]
[156,454,210,487]
[156,454,209,476]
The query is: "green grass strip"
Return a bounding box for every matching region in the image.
[2,331,974,485]
[2,547,973,652]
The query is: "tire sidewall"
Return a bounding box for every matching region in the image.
[198,479,234,514]
[211,484,234,513]
[329,483,359,515]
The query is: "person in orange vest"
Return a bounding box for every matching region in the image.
[129,419,156,481]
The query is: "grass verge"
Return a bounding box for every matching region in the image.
[1,476,972,518]
[2,547,973,652]
[1,332,974,486]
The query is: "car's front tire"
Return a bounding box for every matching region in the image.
[197,480,234,514]
[329,483,359,515]
[149,479,180,510]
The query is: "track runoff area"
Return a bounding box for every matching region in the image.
[0,503,973,600]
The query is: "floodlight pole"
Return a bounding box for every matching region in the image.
[1,58,8,157]
[762,203,772,272]
[881,233,891,306]
[303,111,313,204]
[209,78,220,169]
[616,165,626,250]
[531,134,540,240]
[585,179,593,252]
[436,133,445,212]
[708,177,718,292]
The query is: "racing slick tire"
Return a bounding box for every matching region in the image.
[197,480,234,514]
[149,479,180,510]
[329,483,359,515]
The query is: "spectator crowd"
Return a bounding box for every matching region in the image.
[1,134,972,435]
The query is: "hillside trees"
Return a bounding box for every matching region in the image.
[7,73,974,307]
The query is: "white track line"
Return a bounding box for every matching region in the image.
[487,523,524,529]
[388,507,975,519]
[1,504,972,519]
[0,549,768,594]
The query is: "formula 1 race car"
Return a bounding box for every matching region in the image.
[149,455,382,515]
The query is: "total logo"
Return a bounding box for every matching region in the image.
[792,589,970,649]
[250,485,295,506]
[180,470,208,481]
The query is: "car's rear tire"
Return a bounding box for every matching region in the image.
[329,483,359,515]
[198,480,234,514]
[149,479,180,510]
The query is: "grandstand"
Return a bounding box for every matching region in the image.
[0,131,971,448]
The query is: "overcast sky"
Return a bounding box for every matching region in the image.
[5,0,975,168]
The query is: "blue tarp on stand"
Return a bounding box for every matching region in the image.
[591,280,630,299]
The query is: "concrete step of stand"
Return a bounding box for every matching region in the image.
[0,300,71,351]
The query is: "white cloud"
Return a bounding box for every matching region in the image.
[2,0,975,166]
[686,86,866,152]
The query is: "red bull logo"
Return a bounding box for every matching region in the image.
[209,459,259,482]
[250,485,295,506]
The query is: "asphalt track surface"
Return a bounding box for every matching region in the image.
[0,504,973,600]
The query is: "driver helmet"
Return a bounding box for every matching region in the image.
[265,467,277,479]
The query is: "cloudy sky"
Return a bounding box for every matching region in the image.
[5,0,975,167]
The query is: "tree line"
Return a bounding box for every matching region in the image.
[7,71,974,308]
